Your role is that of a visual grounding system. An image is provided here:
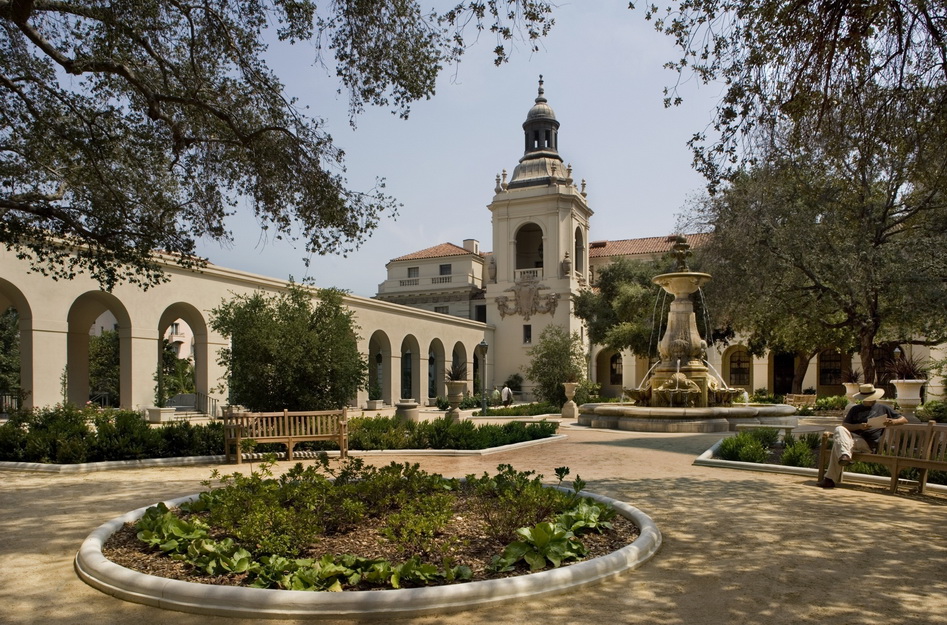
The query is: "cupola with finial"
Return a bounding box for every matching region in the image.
[507,76,566,189]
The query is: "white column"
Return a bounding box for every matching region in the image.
[26,319,69,408]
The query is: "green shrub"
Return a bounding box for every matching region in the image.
[815,395,849,411]
[0,403,225,463]
[744,427,780,448]
[749,388,779,404]
[917,400,947,423]
[346,416,557,451]
[780,440,814,467]
[717,432,770,463]
[462,464,575,542]
[472,402,559,417]
[381,491,455,556]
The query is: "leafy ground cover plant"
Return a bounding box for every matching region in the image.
[105,459,632,591]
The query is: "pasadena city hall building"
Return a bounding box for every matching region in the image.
[1,79,943,414]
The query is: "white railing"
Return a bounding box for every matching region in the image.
[515,268,543,281]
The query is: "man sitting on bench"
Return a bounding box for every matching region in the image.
[819,383,907,489]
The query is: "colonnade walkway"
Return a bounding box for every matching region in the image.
[3,424,946,625]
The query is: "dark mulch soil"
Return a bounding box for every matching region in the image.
[102,493,640,590]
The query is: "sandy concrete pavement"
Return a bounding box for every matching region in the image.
[2,423,947,625]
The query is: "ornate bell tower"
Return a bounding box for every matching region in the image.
[484,77,593,388]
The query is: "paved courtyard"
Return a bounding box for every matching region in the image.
[3,423,946,625]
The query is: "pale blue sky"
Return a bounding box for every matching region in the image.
[194,3,721,297]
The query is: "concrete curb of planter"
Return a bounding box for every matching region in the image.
[0,435,567,474]
[694,439,947,495]
[74,489,662,619]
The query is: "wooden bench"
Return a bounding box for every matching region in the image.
[784,394,817,407]
[817,420,947,494]
[223,408,349,464]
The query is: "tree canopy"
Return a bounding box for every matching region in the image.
[684,144,947,385]
[642,0,947,187]
[210,284,366,411]
[573,257,668,357]
[1,1,554,290]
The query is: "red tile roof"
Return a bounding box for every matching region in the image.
[588,233,711,259]
[388,242,479,263]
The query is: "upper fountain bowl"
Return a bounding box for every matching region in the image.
[652,272,712,298]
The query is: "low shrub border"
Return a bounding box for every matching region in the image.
[0,404,561,466]
[696,430,947,492]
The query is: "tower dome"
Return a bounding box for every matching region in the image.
[509,75,564,189]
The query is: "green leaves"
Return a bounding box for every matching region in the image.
[210,284,367,412]
[492,521,587,572]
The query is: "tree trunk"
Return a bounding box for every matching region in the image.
[791,351,813,394]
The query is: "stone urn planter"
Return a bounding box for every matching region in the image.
[446,380,467,421]
[366,399,385,411]
[891,379,926,421]
[395,400,420,423]
[562,382,579,420]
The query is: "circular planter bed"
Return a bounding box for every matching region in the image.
[75,490,661,619]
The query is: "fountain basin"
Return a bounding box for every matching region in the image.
[577,403,798,433]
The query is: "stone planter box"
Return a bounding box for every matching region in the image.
[145,407,175,423]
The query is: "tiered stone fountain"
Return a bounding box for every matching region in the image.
[578,236,796,432]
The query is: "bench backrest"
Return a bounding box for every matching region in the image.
[224,409,347,439]
[929,425,947,464]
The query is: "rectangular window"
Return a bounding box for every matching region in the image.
[439,264,451,276]
[523,325,532,344]
[729,350,751,386]
[407,267,419,278]
[474,305,486,323]
[610,354,623,385]
[434,306,449,315]
[819,352,842,386]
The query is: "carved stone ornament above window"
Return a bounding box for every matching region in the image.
[495,276,560,321]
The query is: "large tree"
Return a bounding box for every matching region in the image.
[573,257,669,357]
[0,1,553,290]
[573,253,731,360]
[685,136,947,385]
[210,283,366,411]
[642,0,947,187]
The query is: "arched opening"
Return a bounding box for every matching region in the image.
[0,280,30,411]
[400,335,421,401]
[158,303,212,414]
[368,331,392,405]
[450,342,469,394]
[574,226,585,274]
[514,222,544,278]
[593,349,623,398]
[428,339,446,401]
[67,292,131,408]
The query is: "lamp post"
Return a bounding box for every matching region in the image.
[478,340,488,415]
